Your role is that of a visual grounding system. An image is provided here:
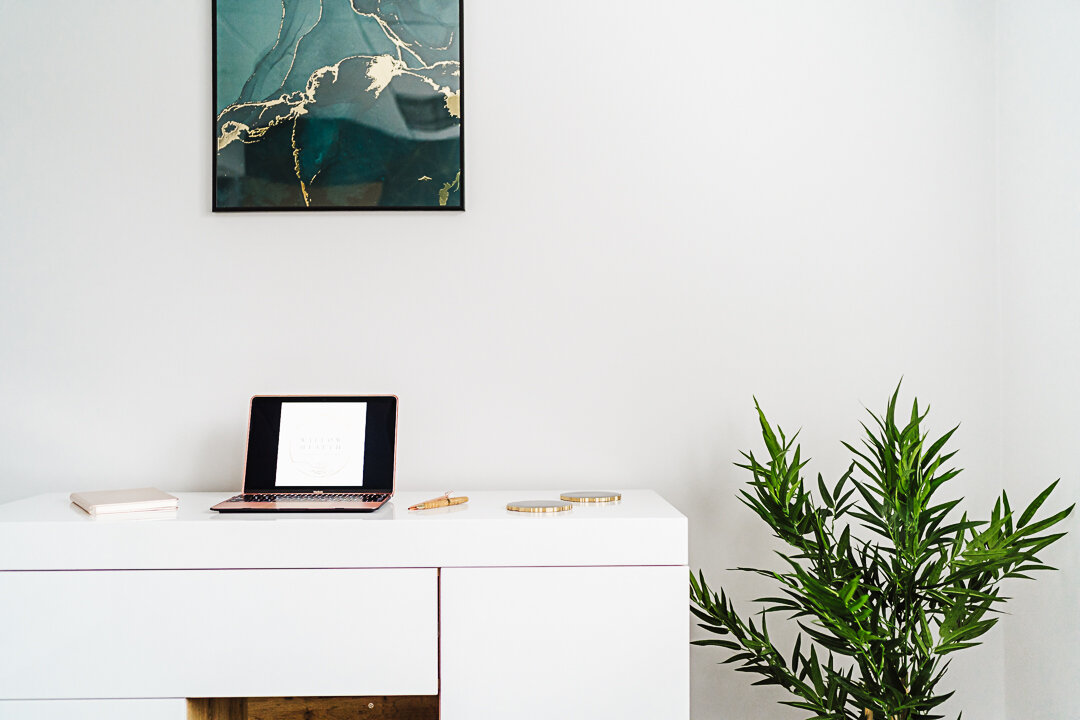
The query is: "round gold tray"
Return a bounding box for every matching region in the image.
[506,500,573,513]
[560,491,621,503]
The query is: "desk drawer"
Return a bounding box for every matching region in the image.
[440,566,688,719]
[0,568,437,699]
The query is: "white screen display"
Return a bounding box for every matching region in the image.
[275,402,367,487]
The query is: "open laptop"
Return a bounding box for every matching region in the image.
[211,395,397,513]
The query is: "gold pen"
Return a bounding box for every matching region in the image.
[409,491,469,511]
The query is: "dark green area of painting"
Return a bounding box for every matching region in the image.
[216,117,461,208]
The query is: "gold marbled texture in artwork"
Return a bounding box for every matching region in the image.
[365,54,406,98]
[443,91,461,118]
[439,171,461,206]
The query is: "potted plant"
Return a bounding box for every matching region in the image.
[691,386,1072,720]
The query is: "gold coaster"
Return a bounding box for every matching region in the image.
[560,491,621,503]
[506,500,573,513]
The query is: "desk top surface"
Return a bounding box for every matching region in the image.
[0,490,687,570]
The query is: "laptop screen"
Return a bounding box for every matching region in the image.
[242,396,397,493]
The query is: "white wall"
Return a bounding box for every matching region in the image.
[996,2,1080,718]
[0,1,1066,718]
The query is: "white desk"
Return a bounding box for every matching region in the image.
[0,491,688,719]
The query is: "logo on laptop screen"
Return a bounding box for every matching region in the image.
[290,431,352,478]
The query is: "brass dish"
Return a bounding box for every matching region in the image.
[506,500,573,513]
[560,491,621,503]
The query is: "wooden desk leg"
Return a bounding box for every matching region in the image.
[188,697,438,720]
[188,699,246,720]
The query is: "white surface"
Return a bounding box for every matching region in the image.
[2,2,1073,719]
[996,2,1080,717]
[440,566,688,720]
[0,700,185,720]
[275,402,366,486]
[0,491,687,570]
[0,569,438,699]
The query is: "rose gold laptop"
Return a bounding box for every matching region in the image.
[211,395,397,513]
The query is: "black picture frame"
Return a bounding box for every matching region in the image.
[212,0,464,212]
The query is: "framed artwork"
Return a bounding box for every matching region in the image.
[213,0,463,211]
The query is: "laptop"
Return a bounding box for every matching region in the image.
[211,395,397,513]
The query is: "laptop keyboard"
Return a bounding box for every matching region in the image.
[227,493,387,503]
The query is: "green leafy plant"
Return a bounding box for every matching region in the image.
[690,386,1073,720]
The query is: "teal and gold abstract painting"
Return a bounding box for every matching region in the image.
[214,0,462,210]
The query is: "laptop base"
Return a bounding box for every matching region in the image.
[210,493,391,513]
[213,505,385,513]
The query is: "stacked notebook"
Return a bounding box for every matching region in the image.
[70,488,179,517]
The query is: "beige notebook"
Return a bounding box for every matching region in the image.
[70,487,178,516]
